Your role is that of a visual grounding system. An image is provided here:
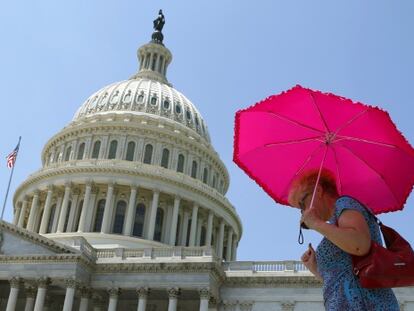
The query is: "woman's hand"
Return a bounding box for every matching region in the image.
[301,243,322,280]
[300,207,324,230]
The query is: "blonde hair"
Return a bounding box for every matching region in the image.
[288,168,339,206]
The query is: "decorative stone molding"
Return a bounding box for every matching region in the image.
[64,278,78,289]
[281,301,296,311]
[224,276,321,288]
[198,287,210,299]
[9,277,22,288]
[108,287,121,298]
[37,277,50,288]
[136,287,150,298]
[222,300,237,311]
[167,287,180,298]
[239,301,254,311]
[24,285,37,298]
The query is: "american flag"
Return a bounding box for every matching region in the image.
[6,143,19,169]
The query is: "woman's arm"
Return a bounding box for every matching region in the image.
[302,209,371,256]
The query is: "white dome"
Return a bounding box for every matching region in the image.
[73,78,211,143]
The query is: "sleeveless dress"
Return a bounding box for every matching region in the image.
[315,196,400,310]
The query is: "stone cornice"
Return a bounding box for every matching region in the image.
[0,253,93,269]
[13,163,242,237]
[0,221,76,255]
[224,275,322,288]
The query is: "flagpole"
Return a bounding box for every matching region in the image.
[1,136,21,221]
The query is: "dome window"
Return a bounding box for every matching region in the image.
[151,96,157,106]
[163,99,170,110]
[93,199,106,232]
[161,148,170,168]
[195,116,199,126]
[177,154,185,173]
[137,93,144,103]
[186,109,192,120]
[203,167,209,184]
[77,143,85,160]
[133,203,146,237]
[64,146,72,161]
[175,103,182,114]
[154,208,164,242]
[125,141,135,161]
[191,160,198,178]
[92,141,101,159]
[143,144,153,164]
[108,140,118,159]
[112,201,126,234]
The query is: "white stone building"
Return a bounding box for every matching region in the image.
[0,17,413,311]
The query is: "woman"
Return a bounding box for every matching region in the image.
[288,169,399,311]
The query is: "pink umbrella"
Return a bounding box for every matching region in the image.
[233,85,414,214]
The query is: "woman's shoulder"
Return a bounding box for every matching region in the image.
[335,196,368,219]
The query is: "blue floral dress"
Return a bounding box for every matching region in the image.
[315,196,399,310]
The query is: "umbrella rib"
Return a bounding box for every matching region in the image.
[335,135,398,149]
[264,136,324,147]
[337,143,399,205]
[248,110,324,134]
[280,143,326,198]
[333,109,369,136]
[309,92,330,132]
[331,147,343,195]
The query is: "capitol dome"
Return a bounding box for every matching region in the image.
[12,22,241,260]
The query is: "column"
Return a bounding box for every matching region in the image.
[180,210,189,246]
[51,195,63,233]
[107,288,120,311]
[205,212,214,246]
[189,203,199,246]
[18,199,28,228]
[218,220,225,259]
[12,204,21,225]
[33,278,49,311]
[24,286,36,311]
[62,279,76,311]
[231,236,238,261]
[146,189,159,240]
[57,184,72,233]
[124,186,137,236]
[196,219,203,246]
[78,182,92,232]
[67,189,80,231]
[198,288,210,311]
[136,287,149,311]
[79,287,91,311]
[39,186,54,234]
[101,183,114,234]
[169,196,180,245]
[167,288,179,311]
[226,227,233,261]
[27,192,39,231]
[6,277,21,311]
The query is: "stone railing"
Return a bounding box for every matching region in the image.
[95,246,217,261]
[223,261,308,273]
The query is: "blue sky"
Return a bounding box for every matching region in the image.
[0,1,413,261]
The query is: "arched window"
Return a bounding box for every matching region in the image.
[112,201,126,234]
[143,144,153,164]
[133,203,146,237]
[175,215,181,246]
[200,226,206,246]
[125,141,135,161]
[77,143,85,160]
[93,199,106,232]
[108,140,118,159]
[161,148,169,168]
[74,200,83,231]
[154,208,164,242]
[213,174,217,189]
[151,53,157,70]
[63,201,72,232]
[47,204,56,233]
[92,141,101,159]
[203,167,209,184]
[177,154,185,173]
[191,161,198,178]
[64,146,72,161]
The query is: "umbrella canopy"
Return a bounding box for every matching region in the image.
[233,85,414,214]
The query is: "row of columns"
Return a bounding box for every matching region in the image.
[5,277,211,311]
[14,183,238,260]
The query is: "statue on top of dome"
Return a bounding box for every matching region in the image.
[151,10,165,44]
[153,10,165,32]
